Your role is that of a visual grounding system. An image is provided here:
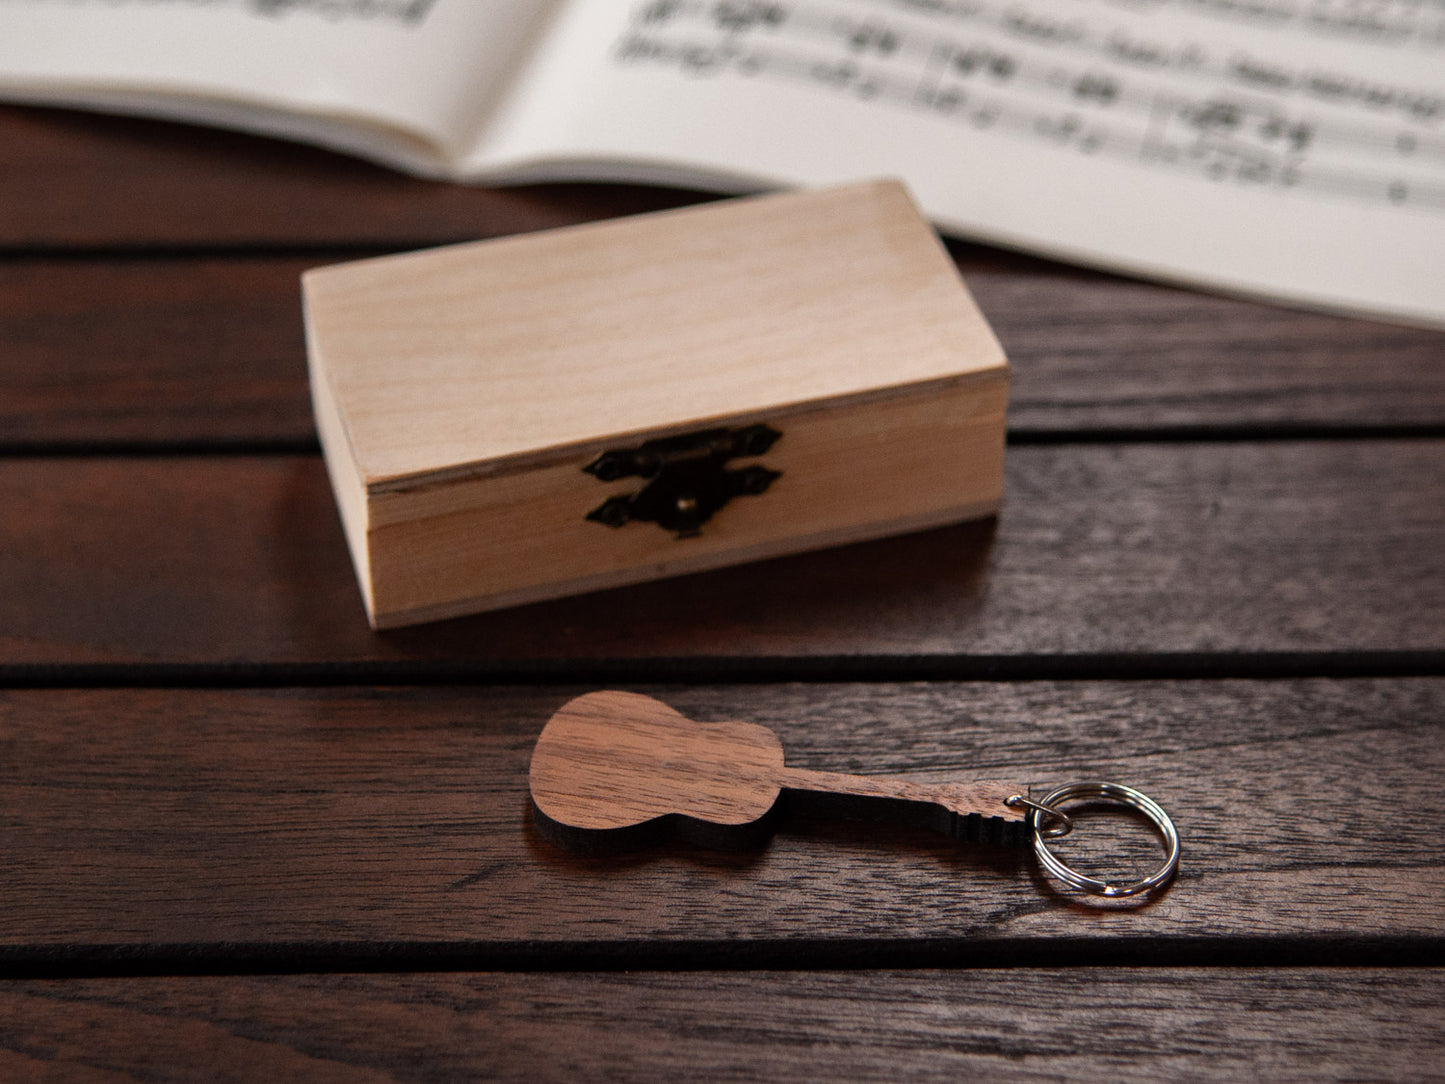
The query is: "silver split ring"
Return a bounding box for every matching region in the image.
[1030,781,1180,898]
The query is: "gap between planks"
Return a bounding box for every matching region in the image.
[6,427,1445,458]
[2,935,1443,980]
[1,650,1444,690]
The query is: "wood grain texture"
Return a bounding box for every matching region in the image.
[979,262,1445,433]
[7,98,1443,1077]
[355,379,1005,627]
[306,181,1003,479]
[531,689,791,835]
[306,183,1007,622]
[528,690,1027,845]
[0,106,708,249]
[0,680,1439,951]
[0,969,1439,1081]
[0,442,1439,666]
[0,258,317,446]
[3,256,1443,449]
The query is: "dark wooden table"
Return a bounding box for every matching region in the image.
[2,103,1443,1080]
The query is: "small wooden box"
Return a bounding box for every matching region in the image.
[303,181,1007,629]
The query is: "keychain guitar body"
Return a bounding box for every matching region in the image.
[528,690,1181,900]
[529,690,1030,851]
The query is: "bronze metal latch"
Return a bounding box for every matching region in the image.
[583,424,781,537]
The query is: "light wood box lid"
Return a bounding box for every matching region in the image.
[302,180,1005,493]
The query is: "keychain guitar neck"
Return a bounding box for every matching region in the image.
[528,691,1180,900]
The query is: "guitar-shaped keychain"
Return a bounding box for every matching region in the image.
[529,691,1180,900]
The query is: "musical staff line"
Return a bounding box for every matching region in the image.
[616,0,1445,215]
[0,0,441,24]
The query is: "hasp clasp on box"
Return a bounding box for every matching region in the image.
[584,423,782,537]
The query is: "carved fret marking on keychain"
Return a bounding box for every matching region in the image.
[528,691,1181,900]
[583,424,781,537]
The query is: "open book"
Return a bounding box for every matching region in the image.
[3,0,1442,327]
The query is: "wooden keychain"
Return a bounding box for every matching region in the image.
[529,691,1180,899]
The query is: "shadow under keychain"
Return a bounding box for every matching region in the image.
[528,691,1180,902]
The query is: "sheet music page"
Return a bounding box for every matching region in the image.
[475,0,1445,326]
[0,0,556,170]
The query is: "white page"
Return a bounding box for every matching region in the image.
[0,0,557,171]
[471,0,1445,327]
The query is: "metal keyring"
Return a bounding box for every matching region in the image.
[1030,781,1180,898]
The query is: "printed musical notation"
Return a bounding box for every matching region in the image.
[613,0,1445,215]
[1112,0,1445,51]
[248,0,438,19]
[4,0,440,24]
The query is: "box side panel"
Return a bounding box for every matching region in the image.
[364,376,1006,628]
[304,292,377,623]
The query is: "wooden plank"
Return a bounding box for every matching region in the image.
[983,264,1445,434]
[0,258,316,445]
[0,681,1439,952]
[0,106,704,249]
[0,443,1440,668]
[2,257,1443,447]
[1,968,1439,1080]
[1,102,1442,415]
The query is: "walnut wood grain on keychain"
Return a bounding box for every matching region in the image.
[529,692,1180,900]
[528,690,1030,851]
